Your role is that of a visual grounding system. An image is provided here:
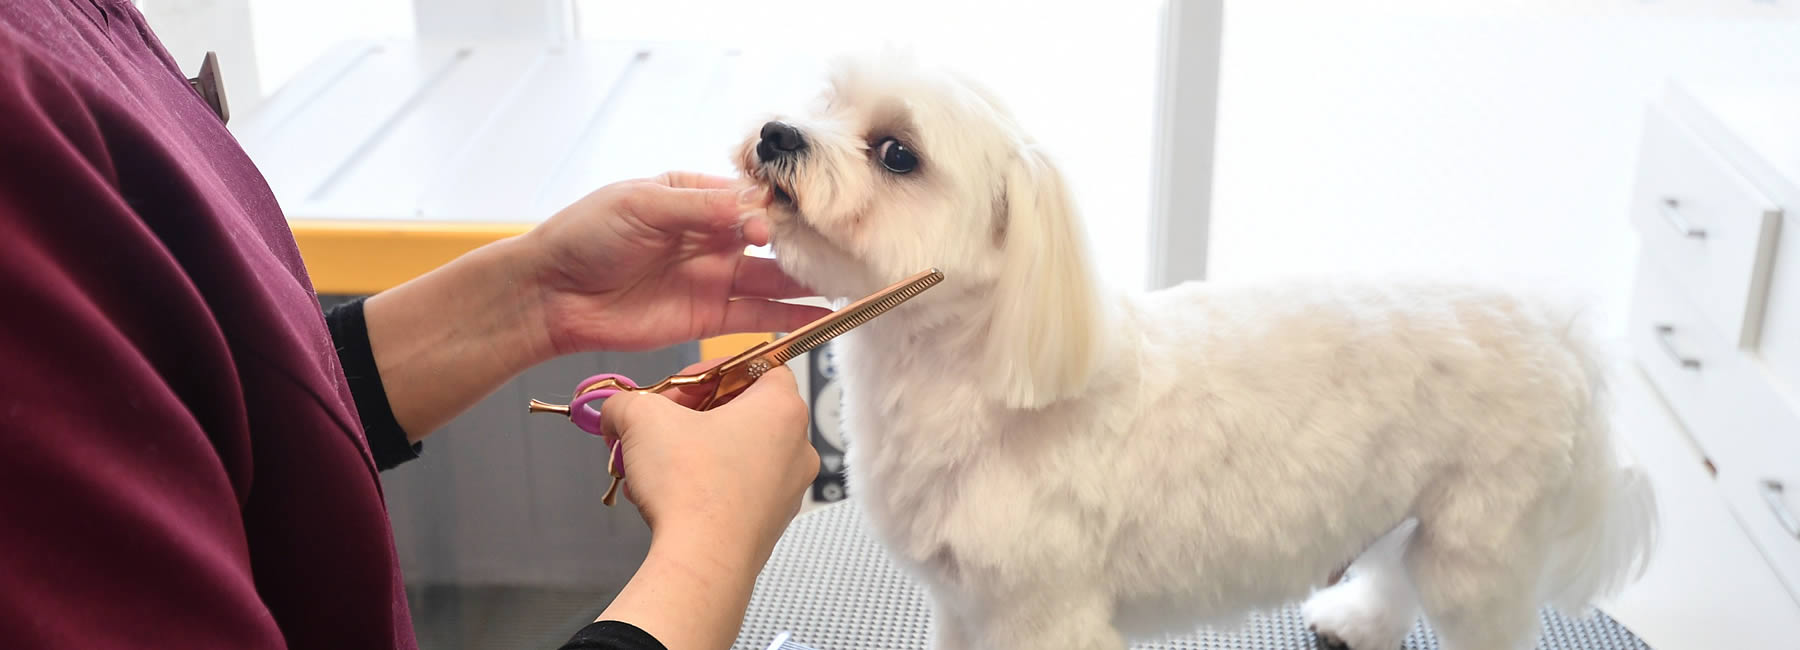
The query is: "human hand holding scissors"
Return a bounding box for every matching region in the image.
[529,269,944,506]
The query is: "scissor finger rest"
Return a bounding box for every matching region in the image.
[529,373,640,506]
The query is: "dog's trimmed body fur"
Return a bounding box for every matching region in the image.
[735,53,1657,650]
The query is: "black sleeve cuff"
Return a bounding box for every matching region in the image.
[559,620,669,650]
[323,296,421,471]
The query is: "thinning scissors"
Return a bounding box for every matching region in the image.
[528,268,944,506]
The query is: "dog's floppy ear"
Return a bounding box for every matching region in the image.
[985,147,1106,410]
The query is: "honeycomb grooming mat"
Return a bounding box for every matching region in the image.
[760,631,823,650]
[731,502,1653,650]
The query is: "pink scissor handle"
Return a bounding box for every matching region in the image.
[568,374,635,500]
[569,373,635,435]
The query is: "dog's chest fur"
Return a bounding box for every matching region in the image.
[821,309,1147,596]
[830,330,994,560]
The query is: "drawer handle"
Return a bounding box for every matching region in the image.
[1658,198,1707,240]
[1654,324,1701,370]
[1761,480,1800,539]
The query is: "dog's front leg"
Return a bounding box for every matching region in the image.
[926,595,972,650]
[963,591,1125,650]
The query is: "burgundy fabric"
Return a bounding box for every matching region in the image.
[0,1,415,648]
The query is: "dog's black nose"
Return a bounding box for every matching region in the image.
[758,121,806,159]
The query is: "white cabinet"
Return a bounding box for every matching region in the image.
[1629,78,1800,602]
[1628,107,1783,347]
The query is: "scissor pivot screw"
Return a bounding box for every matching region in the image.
[746,359,772,379]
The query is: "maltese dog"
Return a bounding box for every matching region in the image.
[732,53,1657,650]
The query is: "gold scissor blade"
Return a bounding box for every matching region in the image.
[701,268,944,404]
[764,268,943,365]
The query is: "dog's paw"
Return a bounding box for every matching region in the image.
[1301,575,1413,650]
[1310,628,1352,650]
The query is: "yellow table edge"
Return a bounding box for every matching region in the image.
[291,219,775,360]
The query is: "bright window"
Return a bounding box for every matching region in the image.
[572,0,1168,290]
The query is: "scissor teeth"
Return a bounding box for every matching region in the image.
[771,268,943,365]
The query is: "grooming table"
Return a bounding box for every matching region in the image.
[731,502,1653,650]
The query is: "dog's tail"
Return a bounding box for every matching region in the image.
[1539,455,1658,615]
[1537,318,1660,616]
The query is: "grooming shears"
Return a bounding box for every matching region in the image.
[527,268,945,506]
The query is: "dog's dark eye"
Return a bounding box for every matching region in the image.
[876,138,918,174]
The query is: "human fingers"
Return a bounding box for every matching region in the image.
[739,211,771,247]
[731,256,816,300]
[650,171,739,191]
[666,357,731,409]
[716,365,819,483]
[621,183,767,234]
[677,357,730,375]
[714,299,830,338]
[716,364,803,417]
[596,389,670,447]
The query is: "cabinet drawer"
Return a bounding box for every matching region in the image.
[1634,258,1800,600]
[1629,106,1783,347]
[1707,356,1800,601]
[1753,212,1800,437]
[1720,474,1800,602]
[1630,260,1733,438]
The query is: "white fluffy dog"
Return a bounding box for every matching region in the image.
[733,54,1658,650]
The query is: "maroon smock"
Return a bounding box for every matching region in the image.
[0,1,416,647]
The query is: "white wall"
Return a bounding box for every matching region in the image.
[1209,2,1800,337]
[134,0,262,112]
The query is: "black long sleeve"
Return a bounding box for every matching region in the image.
[559,621,669,650]
[323,296,422,470]
[323,299,666,650]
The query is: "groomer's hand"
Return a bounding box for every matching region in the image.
[364,171,825,443]
[599,361,817,553]
[593,361,817,650]
[523,172,828,355]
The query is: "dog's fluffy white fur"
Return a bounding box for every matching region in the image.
[734,53,1658,650]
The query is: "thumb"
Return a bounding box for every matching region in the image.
[651,171,739,190]
[597,390,674,446]
[716,364,800,412]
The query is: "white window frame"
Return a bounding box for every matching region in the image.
[1147,0,1223,290]
[412,0,574,42]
